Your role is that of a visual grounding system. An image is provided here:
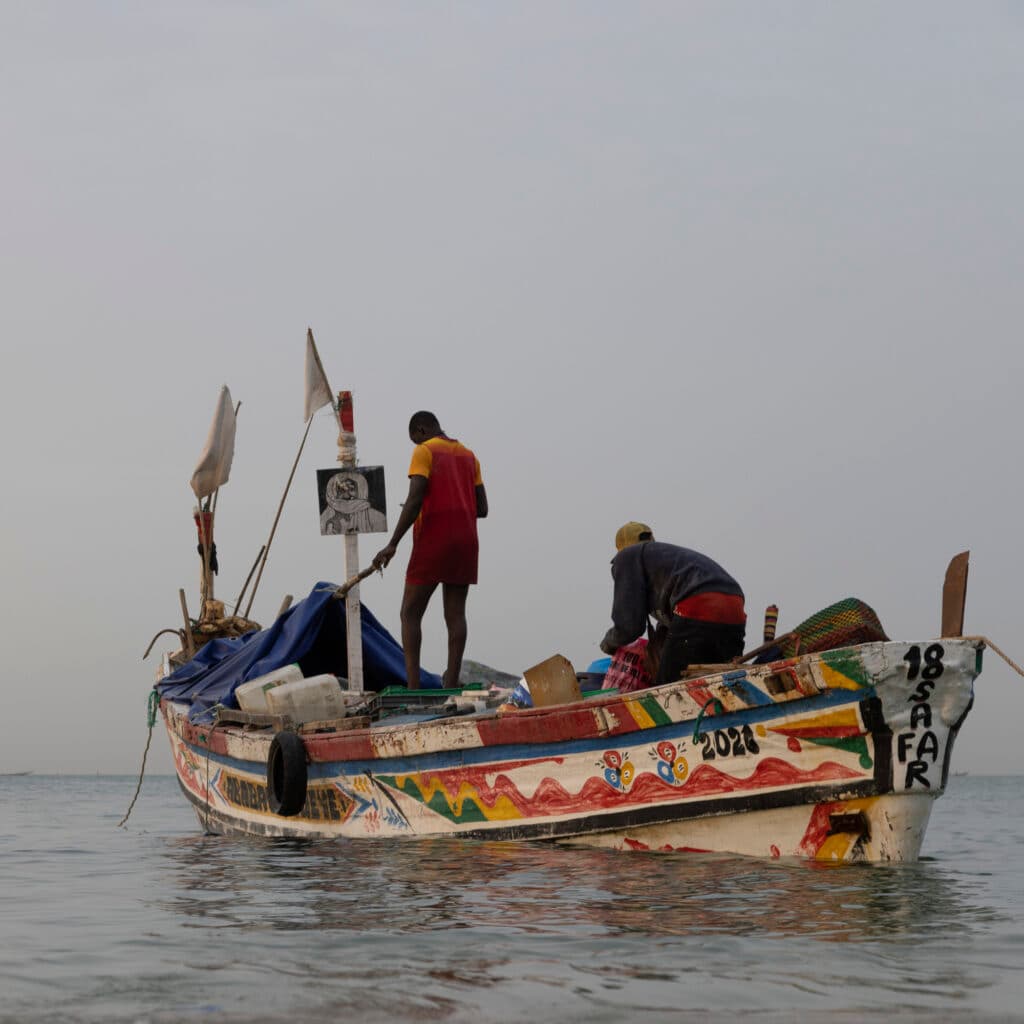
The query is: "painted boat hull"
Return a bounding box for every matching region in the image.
[162,638,980,862]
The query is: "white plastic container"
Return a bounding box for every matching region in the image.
[235,664,304,713]
[265,674,347,724]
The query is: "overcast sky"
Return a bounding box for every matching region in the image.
[2,2,1023,775]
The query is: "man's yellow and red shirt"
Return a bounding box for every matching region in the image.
[406,436,483,586]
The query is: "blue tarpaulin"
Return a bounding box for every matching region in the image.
[156,582,441,721]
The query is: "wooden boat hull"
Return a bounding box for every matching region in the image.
[162,638,980,862]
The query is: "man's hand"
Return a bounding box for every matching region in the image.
[373,543,397,570]
[373,477,425,571]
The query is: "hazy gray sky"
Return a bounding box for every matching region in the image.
[3,2,1023,775]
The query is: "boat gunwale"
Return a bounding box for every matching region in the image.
[163,637,982,767]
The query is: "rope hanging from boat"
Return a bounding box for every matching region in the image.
[117,689,160,829]
[692,697,725,743]
[975,636,1024,679]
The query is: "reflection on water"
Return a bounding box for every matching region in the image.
[4,776,1021,1021]
[157,830,1000,945]
[143,816,1020,1019]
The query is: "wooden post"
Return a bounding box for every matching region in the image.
[941,551,969,638]
[337,390,363,693]
[178,588,196,658]
[195,507,214,615]
[344,534,364,692]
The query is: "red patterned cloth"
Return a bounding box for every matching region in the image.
[602,638,653,694]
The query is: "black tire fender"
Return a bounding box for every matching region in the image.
[267,731,308,816]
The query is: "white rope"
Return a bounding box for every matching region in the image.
[971,636,1024,679]
[337,430,356,465]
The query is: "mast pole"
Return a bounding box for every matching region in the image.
[337,390,364,694]
[193,501,214,619]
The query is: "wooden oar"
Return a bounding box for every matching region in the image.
[244,413,316,620]
[732,632,799,665]
[232,544,266,617]
[333,564,381,600]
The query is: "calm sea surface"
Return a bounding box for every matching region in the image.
[1,773,1022,1023]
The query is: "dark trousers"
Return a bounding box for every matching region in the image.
[654,616,746,685]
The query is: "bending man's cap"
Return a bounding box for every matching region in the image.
[615,521,654,551]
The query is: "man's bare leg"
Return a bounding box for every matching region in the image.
[400,582,437,689]
[441,583,469,689]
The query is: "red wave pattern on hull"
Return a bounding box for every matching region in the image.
[680,757,862,797]
[412,756,864,820]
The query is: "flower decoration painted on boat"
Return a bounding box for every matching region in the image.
[598,750,635,790]
[655,741,677,762]
[651,741,689,785]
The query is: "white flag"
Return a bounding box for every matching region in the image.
[190,385,237,499]
[304,328,333,422]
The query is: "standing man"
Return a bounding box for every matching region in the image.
[600,522,746,686]
[373,411,488,689]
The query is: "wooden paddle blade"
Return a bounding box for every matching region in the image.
[941,551,969,637]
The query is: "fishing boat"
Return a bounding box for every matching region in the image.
[150,354,981,862]
[153,559,981,862]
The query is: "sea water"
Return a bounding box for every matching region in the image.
[1,774,1022,1023]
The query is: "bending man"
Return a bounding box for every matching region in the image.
[600,522,746,686]
[373,411,488,689]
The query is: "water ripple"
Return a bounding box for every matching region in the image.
[1,775,1022,1022]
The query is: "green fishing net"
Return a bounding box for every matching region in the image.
[776,598,888,658]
